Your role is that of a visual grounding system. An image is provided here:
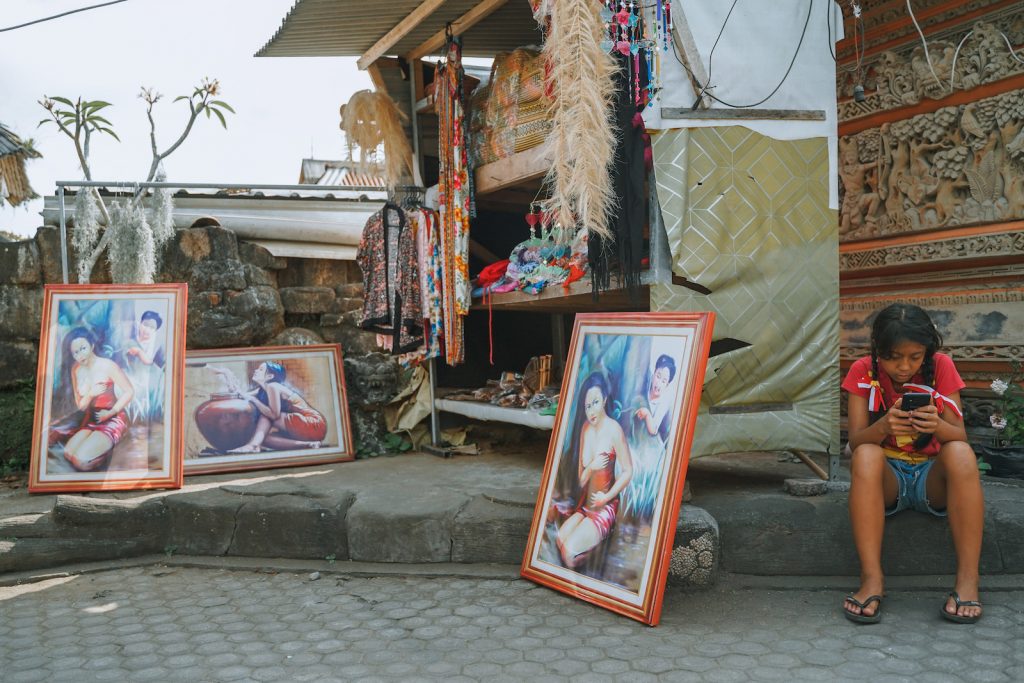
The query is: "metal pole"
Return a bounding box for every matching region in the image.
[58,186,69,284]
[408,60,423,187]
[428,357,441,447]
[55,181,388,192]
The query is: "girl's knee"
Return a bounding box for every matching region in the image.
[938,441,979,477]
[850,445,886,477]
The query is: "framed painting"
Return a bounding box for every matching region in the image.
[521,312,715,625]
[29,283,188,493]
[182,344,354,475]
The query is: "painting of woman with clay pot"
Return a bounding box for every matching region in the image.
[182,344,353,475]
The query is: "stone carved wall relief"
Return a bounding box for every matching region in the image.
[838,16,1024,121]
[839,87,1024,241]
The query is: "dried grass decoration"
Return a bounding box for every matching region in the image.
[542,0,618,242]
[339,90,414,187]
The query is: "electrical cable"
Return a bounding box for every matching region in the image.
[905,0,949,93]
[0,0,131,33]
[827,0,837,62]
[701,0,815,109]
[693,0,742,107]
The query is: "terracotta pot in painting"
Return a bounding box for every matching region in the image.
[193,393,259,451]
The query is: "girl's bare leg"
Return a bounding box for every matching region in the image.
[263,434,320,450]
[64,430,90,461]
[229,415,272,453]
[65,431,115,471]
[845,444,898,617]
[556,513,585,566]
[926,441,984,620]
[562,518,602,568]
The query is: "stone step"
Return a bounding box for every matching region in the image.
[0,513,58,539]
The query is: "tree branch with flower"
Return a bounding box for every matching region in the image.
[38,78,234,284]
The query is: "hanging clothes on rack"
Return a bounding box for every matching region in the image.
[435,29,472,365]
[409,206,444,362]
[356,202,423,353]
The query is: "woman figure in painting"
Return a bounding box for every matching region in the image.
[60,327,134,471]
[124,310,166,421]
[227,361,327,453]
[125,310,165,368]
[556,373,633,568]
[633,354,676,444]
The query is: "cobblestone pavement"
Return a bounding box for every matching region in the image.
[1,565,1022,682]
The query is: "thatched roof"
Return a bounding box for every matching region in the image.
[0,123,41,208]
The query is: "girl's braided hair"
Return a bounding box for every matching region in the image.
[869,303,943,449]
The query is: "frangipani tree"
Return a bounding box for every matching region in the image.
[39,78,234,283]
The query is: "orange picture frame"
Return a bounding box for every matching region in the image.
[29,283,188,493]
[183,344,355,475]
[520,312,715,625]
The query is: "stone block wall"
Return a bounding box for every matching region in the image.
[0,224,380,387]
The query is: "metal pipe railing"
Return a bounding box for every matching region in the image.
[54,180,388,284]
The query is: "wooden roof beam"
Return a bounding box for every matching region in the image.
[404,0,509,62]
[357,0,447,71]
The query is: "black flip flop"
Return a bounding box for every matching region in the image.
[941,591,982,624]
[843,594,882,624]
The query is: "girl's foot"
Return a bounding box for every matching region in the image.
[943,580,982,621]
[843,578,884,619]
[303,441,322,449]
[228,444,261,454]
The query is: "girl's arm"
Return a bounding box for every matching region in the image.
[247,383,282,420]
[71,368,91,411]
[578,427,596,487]
[906,391,968,443]
[847,393,916,449]
[96,361,134,421]
[594,427,633,506]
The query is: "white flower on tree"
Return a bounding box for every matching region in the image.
[990,414,1008,430]
[991,379,1010,396]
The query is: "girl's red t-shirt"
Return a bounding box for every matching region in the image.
[841,352,966,460]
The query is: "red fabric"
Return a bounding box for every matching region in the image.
[842,353,966,458]
[280,406,328,442]
[476,259,510,288]
[562,264,586,288]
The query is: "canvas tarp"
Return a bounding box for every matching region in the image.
[652,126,839,456]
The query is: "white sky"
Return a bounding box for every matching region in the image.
[1,0,371,237]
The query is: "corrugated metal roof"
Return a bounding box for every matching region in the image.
[299,158,387,187]
[256,0,541,59]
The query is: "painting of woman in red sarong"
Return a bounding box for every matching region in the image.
[29,284,186,494]
[182,345,354,475]
[536,332,688,594]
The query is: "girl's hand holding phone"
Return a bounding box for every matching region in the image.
[883,402,916,436]
[907,404,939,434]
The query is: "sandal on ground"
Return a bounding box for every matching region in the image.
[842,594,882,624]
[941,591,982,624]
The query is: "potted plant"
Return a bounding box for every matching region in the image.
[979,362,1024,479]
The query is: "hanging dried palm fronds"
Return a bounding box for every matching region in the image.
[542,0,617,241]
[339,90,414,188]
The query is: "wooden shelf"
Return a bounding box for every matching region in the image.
[474,145,553,195]
[434,398,555,430]
[471,276,649,314]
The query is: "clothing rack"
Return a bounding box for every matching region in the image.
[388,185,425,208]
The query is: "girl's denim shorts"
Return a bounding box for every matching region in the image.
[885,458,947,517]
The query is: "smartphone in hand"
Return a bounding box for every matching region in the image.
[900,392,930,411]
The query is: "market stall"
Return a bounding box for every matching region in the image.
[259,0,841,463]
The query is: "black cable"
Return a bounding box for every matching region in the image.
[827,0,837,62]
[693,0,742,107]
[0,0,130,33]
[702,0,815,109]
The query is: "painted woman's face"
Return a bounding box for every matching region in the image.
[137,319,157,343]
[584,386,606,425]
[649,366,671,401]
[252,363,268,383]
[70,337,93,364]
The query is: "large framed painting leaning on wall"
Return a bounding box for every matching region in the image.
[182,344,354,475]
[521,312,715,625]
[29,284,188,493]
